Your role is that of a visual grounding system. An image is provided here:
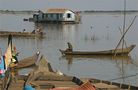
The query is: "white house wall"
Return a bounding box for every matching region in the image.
[63,10,75,21]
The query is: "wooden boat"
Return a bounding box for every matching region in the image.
[14,53,38,69]
[1,53,138,90]
[0,30,45,37]
[59,45,136,56]
[49,81,96,90]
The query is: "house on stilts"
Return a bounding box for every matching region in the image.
[33,8,81,24]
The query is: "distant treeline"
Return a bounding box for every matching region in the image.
[1,10,138,14]
[80,10,138,13]
[0,10,38,14]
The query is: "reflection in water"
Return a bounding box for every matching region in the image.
[33,23,80,52]
[60,54,137,85]
[62,25,76,43]
[64,55,132,63]
[61,55,132,70]
[35,23,79,43]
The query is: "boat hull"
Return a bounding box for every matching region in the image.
[0,31,45,37]
[59,45,136,56]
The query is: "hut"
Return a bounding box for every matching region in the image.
[33,8,81,24]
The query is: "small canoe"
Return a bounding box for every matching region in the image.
[0,31,45,37]
[14,52,45,69]
[59,45,136,56]
[14,54,37,69]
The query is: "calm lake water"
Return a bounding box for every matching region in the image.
[0,12,138,86]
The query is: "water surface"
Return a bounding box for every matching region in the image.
[0,12,138,86]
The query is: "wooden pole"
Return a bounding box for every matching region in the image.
[122,0,126,51]
[114,16,137,56]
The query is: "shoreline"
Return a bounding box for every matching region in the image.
[0,10,38,14]
[0,10,138,14]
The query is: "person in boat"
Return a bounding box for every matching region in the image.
[31,30,36,34]
[66,42,73,52]
[32,28,43,35]
[37,28,43,34]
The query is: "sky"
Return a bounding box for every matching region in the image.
[0,0,138,11]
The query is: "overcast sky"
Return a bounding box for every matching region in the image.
[0,0,138,11]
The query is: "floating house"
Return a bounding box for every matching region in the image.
[33,8,81,24]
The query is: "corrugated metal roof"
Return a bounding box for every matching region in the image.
[41,8,72,13]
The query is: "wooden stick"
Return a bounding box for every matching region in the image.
[118,27,127,48]
[114,16,137,56]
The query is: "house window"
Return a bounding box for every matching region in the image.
[42,14,44,19]
[67,13,71,18]
[47,14,50,18]
[56,14,59,20]
[51,14,53,18]
[46,14,48,18]
[60,14,62,17]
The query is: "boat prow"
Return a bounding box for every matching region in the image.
[128,44,136,52]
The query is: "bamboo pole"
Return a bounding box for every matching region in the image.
[114,15,137,56]
[119,27,127,48]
